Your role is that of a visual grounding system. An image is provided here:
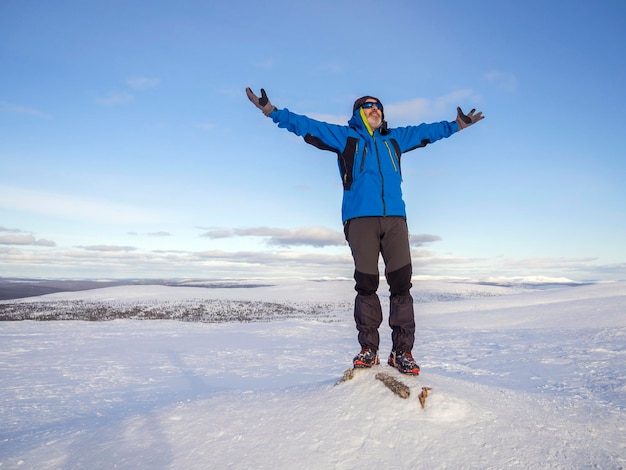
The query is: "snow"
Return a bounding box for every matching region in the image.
[1,279,625,469]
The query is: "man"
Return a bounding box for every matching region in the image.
[246,87,484,375]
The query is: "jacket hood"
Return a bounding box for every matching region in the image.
[349,100,389,135]
[352,95,384,119]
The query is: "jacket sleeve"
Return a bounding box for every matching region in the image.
[391,121,459,153]
[270,108,349,153]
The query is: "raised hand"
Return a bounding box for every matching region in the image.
[455,107,484,130]
[246,87,276,116]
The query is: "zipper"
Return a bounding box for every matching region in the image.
[373,137,386,215]
[383,141,398,172]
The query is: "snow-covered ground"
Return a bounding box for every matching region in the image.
[1,279,625,469]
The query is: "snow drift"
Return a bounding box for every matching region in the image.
[0,279,624,468]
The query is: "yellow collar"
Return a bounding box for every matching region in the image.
[359,108,374,136]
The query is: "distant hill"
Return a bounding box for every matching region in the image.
[0,278,273,300]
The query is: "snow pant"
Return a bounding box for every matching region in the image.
[344,216,415,353]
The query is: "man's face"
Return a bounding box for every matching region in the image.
[362,98,383,130]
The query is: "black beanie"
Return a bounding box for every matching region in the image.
[353,96,384,118]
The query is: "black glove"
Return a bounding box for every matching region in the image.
[455,107,484,131]
[246,87,276,117]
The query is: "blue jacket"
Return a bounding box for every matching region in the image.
[270,107,458,223]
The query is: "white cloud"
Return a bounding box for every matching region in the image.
[0,227,55,247]
[193,248,352,270]
[318,62,345,74]
[94,77,159,106]
[201,226,345,248]
[236,226,344,247]
[0,234,56,247]
[95,91,134,106]
[484,70,519,93]
[0,245,352,279]
[386,89,479,122]
[308,113,347,125]
[126,76,160,90]
[410,234,441,247]
[196,122,215,132]
[147,232,172,237]
[253,59,275,69]
[1,240,624,281]
[0,102,49,118]
[77,245,137,252]
[201,229,233,239]
[0,226,24,233]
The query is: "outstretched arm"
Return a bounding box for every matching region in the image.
[390,106,485,152]
[245,87,350,153]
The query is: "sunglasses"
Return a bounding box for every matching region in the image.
[361,102,383,110]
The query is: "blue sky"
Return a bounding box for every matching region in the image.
[1,0,625,282]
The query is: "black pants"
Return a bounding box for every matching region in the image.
[344,216,415,353]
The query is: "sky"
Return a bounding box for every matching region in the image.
[1,0,626,282]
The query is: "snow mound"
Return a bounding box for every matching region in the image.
[0,280,625,468]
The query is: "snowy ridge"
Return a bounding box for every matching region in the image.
[1,280,625,468]
[0,279,526,322]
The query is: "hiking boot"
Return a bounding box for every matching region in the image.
[388,350,420,375]
[353,347,380,368]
